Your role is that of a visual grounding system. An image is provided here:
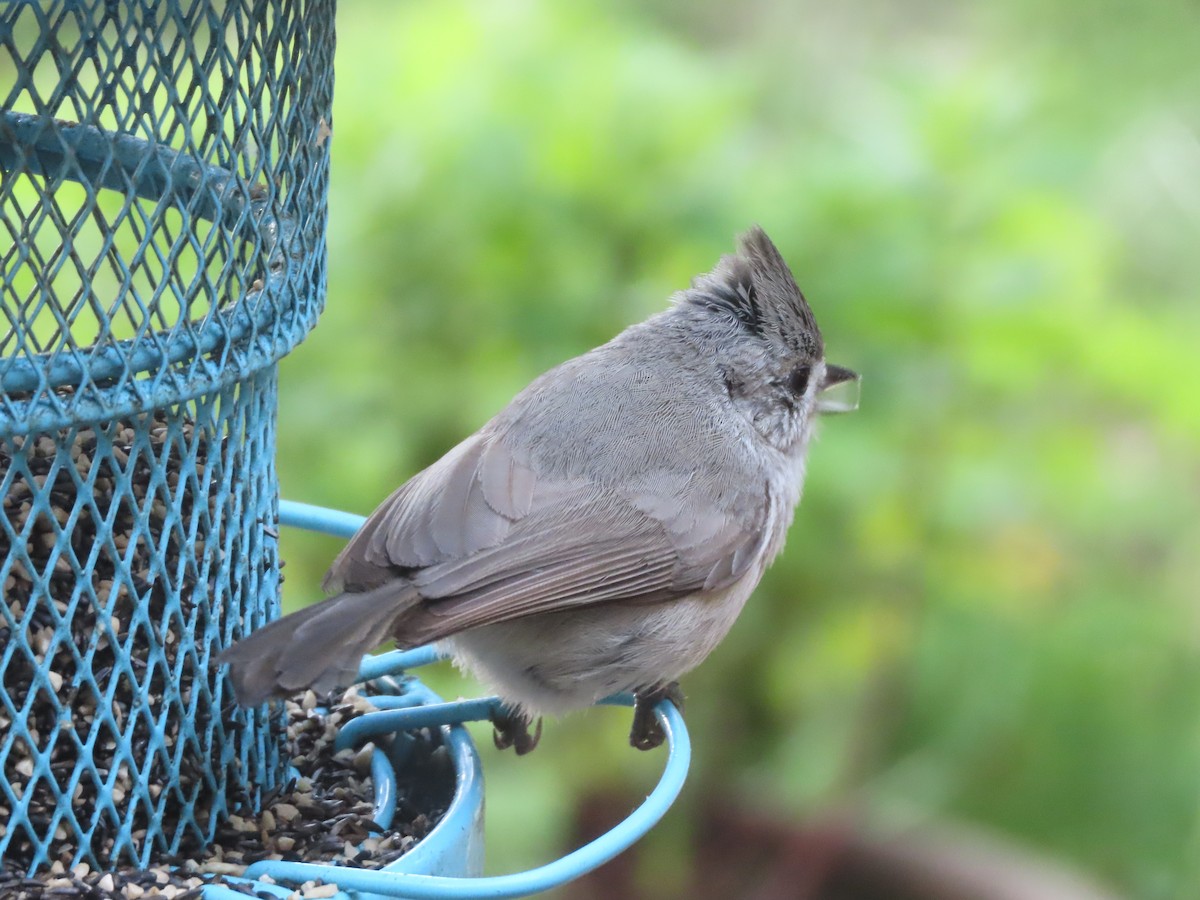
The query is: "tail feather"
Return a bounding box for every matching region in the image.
[217,584,420,706]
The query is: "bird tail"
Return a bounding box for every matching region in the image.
[217,583,421,706]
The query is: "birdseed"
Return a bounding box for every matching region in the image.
[1,411,236,870]
[0,687,454,898]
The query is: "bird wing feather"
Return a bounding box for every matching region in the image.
[325,430,768,646]
[325,432,532,591]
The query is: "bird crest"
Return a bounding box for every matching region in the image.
[682,227,822,356]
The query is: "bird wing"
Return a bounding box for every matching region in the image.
[324,431,535,591]
[324,431,770,646]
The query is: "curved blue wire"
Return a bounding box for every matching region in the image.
[279,498,366,539]
[359,645,444,680]
[370,747,397,832]
[245,698,689,898]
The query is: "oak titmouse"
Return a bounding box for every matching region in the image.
[220,227,858,751]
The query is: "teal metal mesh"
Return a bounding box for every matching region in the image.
[0,0,335,874]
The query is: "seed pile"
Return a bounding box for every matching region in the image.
[0,412,241,869]
[206,687,453,875]
[0,687,454,898]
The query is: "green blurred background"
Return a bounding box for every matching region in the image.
[276,0,1199,896]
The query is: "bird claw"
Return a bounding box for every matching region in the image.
[630,682,685,751]
[491,708,543,755]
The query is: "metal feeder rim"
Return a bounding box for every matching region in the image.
[0,110,310,436]
[201,500,692,898]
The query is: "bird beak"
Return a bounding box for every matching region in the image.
[816,364,860,414]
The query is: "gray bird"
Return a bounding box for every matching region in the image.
[219,227,858,752]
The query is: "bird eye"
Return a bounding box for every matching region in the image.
[786,365,812,396]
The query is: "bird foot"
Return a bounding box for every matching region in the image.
[491,707,543,755]
[630,682,685,751]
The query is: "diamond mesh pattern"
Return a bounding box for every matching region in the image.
[0,0,334,873]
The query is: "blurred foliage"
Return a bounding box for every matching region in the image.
[275,0,1200,896]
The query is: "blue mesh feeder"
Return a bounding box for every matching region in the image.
[1,1,691,894]
[0,0,333,872]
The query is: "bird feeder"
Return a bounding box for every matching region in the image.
[1,0,337,872]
